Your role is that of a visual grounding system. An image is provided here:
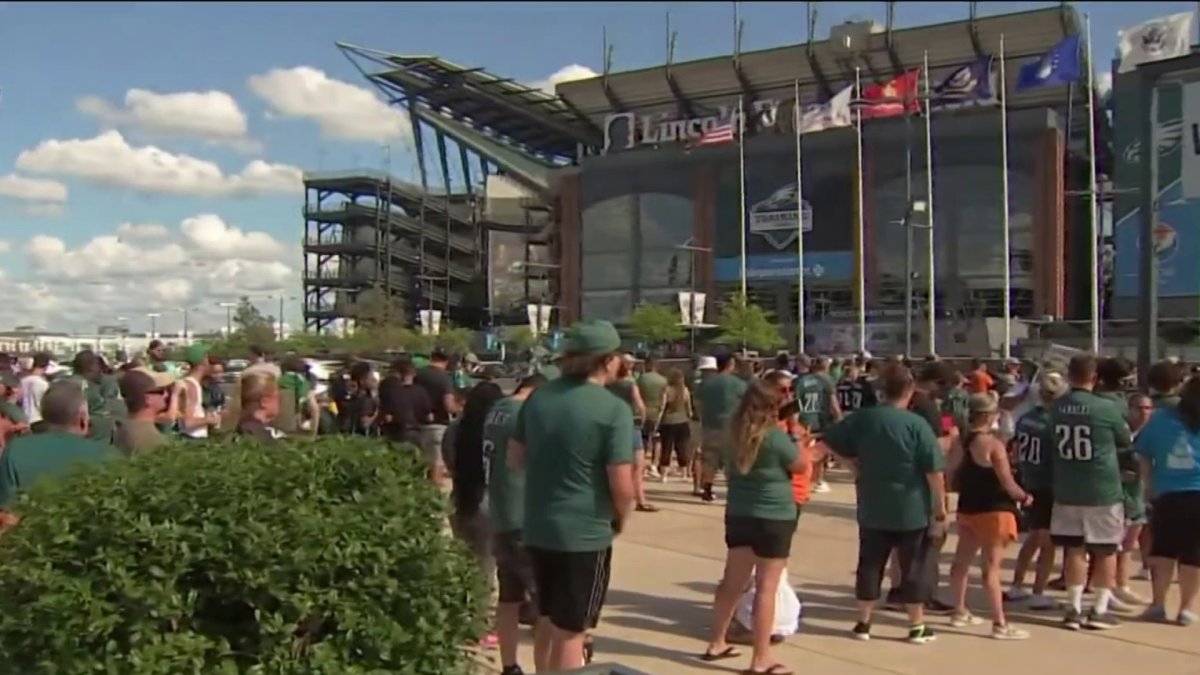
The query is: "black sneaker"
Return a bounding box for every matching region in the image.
[1062,608,1083,631]
[501,667,524,675]
[852,621,872,641]
[700,490,716,503]
[924,599,955,615]
[906,624,937,644]
[884,589,904,611]
[1084,610,1120,631]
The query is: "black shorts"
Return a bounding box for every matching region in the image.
[527,546,612,633]
[640,419,658,444]
[1149,491,1200,567]
[493,531,535,604]
[724,515,798,559]
[1026,489,1054,531]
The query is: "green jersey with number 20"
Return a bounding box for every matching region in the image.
[1013,406,1052,492]
[1045,388,1131,506]
[794,373,836,432]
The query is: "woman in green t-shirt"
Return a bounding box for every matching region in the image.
[702,383,808,674]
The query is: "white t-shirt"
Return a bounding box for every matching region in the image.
[20,374,49,424]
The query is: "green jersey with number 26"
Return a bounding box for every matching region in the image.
[1045,388,1131,506]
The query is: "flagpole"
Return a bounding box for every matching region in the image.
[738,95,748,299]
[923,51,936,357]
[854,66,867,353]
[1085,15,1101,354]
[794,79,806,355]
[999,34,1013,359]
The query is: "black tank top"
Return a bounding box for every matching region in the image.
[955,432,1016,515]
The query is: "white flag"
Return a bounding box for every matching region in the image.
[1118,13,1194,74]
[798,85,854,134]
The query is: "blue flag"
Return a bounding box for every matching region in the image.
[1016,34,1082,90]
[931,57,997,109]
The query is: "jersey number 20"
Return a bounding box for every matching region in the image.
[1054,424,1093,461]
[799,393,821,413]
[1016,432,1041,465]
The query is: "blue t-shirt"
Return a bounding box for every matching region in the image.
[1133,408,1200,495]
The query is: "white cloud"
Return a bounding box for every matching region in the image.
[247,66,411,142]
[15,131,302,197]
[3,214,298,331]
[116,222,170,240]
[0,173,68,203]
[0,240,10,253]
[532,64,599,94]
[1097,71,1113,99]
[0,173,68,219]
[76,88,260,152]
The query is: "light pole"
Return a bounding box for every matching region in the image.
[145,313,160,340]
[675,241,712,353]
[116,316,129,357]
[217,302,236,336]
[267,295,299,340]
[894,200,930,356]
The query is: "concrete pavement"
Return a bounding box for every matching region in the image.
[485,471,1200,675]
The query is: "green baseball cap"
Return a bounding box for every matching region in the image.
[184,344,210,366]
[563,320,621,356]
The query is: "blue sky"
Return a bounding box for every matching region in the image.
[0,1,1193,332]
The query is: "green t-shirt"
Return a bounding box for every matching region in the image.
[538,363,561,381]
[941,386,970,431]
[485,396,526,535]
[0,400,26,425]
[794,372,836,432]
[823,405,944,531]
[726,427,799,521]
[0,432,122,507]
[1045,388,1130,507]
[636,371,668,420]
[698,373,748,431]
[1013,406,1053,491]
[69,375,123,444]
[515,378,635,552]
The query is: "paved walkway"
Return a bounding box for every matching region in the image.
[488,472,1200,674]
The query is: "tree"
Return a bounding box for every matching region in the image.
[716,292,784,352]
[628,303,685,347]
[231,296,277,347]
[436,326,474,355]
[502,326,538,353]
[354,285,407,329]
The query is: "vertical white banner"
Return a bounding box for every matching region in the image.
[430,310,443,336]
[526,304,540,336]
[1182,80,1200,199]
[419,309,432,336]
[691,293,706,327]
[677,292,692,326]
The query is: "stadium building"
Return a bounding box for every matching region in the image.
[307,5,1102,353]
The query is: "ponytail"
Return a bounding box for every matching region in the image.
[1177,377,1200,433]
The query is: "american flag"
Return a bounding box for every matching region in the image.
[696,119,737,146]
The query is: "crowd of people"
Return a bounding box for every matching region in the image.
[2,326,1200,675]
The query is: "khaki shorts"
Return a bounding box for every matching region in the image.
[701,428,730,471]
[419,424,448,470]
[1050,502,1124,547]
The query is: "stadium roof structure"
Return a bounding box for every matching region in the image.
[338,43,601,167]
[555,5,1082,121]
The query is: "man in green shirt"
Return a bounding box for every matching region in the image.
[794,356,842,494]
[486,373,547,675]
[1006,371,1067,610]
[636,357,668,474]
[1045,354,1130,631]
[0,380,122,508]
[818,363,946,645]
[697,353,748,503]
[0,373,27,429]
[67,350,124,444]
[510,320,635,673]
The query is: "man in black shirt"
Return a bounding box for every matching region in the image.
[378,359,432,446]
[415,350,460,487]
[836,359,878,414]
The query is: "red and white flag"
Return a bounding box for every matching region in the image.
[856,70,921,120]
[697,120,736,146]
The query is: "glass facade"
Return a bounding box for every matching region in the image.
[580,164,696,322]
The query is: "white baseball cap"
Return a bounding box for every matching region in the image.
[697,356,718,371]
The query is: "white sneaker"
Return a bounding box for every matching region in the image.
[1114,587,1147,605]
[647,466,661,478]
[950,612,984,628]
[1028,595,1058,611]
[1003,588,1030,602]
[812,481,832,494]
[1106,594,1132,613]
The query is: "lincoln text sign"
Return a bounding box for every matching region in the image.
[601,99,780,154]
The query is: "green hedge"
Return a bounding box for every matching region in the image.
[0,437,487,674]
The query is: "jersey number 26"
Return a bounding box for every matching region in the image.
[1054,424,1093,461]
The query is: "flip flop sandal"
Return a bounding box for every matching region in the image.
[743,666,793,675]
[636,503,660,512]
[700,646,742,662]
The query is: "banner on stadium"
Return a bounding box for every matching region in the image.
[1181,81,1200,200]
[419,309,442,336]
[713,251,853,282]
[526,303,553,336]
[677,292,707,327]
